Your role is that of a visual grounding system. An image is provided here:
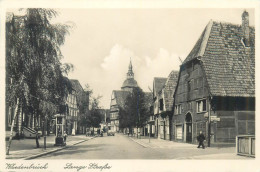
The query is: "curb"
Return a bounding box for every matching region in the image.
[128,137,149,148]
[23,137,95,160]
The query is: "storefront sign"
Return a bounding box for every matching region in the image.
[210,116,220,121]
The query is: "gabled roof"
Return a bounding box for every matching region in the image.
[70,79,85,105]
[163,70,179,111]
[70,79,84,92]
[112,90,130,108]
[153,77,167,97]
[182,20,255,97]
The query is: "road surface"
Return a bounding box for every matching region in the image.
[38,134,250,159]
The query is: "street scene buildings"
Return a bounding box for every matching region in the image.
[172,13,255,145]
[5,8,255,160]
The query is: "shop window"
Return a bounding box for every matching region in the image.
[197,99,207,113]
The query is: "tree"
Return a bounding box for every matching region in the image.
[119,88,151,135]
[6,8,73,155]
[77,90,90,133]
[78,85,103,133]
[77,84,91,131]
[88,96,103,129]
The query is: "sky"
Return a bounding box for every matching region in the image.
[31,8,255,108]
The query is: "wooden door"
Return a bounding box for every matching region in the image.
[186,123,192,143]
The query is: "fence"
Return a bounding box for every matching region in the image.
[236,135,255,157]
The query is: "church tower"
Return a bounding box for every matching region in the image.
[121,58,138,92]
[127,59,134,79]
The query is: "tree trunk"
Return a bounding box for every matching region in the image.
[35,115,40,148]
[44,116,47,149]
[6,98,20,155]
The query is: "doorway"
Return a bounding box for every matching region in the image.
[185,113,192,143]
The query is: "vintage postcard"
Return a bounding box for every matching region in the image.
[0,0,259,171]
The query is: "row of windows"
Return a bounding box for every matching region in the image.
[69,109,78,117]
[174,99,207,115]
[67,94,77,105]
[110,113,118,119]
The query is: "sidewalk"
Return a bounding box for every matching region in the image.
[6,134,94,160]
[126,134,252,159]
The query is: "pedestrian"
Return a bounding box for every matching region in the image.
[197,131,205,149]
[63,131,67,146]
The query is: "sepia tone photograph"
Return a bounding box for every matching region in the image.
[3,3,256,168]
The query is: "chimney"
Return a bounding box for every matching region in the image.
[242,10,250,47]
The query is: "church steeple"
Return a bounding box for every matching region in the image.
[127,58,134,79]
[121,58,138,91]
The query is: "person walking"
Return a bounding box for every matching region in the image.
[63,131,67,146]
[197,131,205,149]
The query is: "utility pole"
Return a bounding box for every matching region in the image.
[208,97,211,147]
[147,86,153,143]
[136,89,140,139]
[149,123,151,143]
[44,115,47,149]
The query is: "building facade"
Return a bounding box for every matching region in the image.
[172,11,255,145]
[153,77,167,138]
[70,79,88,134]
[66,89,79,135]
[156,71,179,140]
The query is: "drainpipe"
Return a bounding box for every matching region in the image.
[208,97,211,147]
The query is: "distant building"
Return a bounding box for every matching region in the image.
[66,79,87,135]
[110,90,130,132]
[98,109,110,132]
[121,60,139,92]
[172,11,255,145]
[109,59,153,134]
[70,79,89,134]
[66,89,78,135]
[153,77,167,138]
[142,92,153,136]
[110,59,139,132]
